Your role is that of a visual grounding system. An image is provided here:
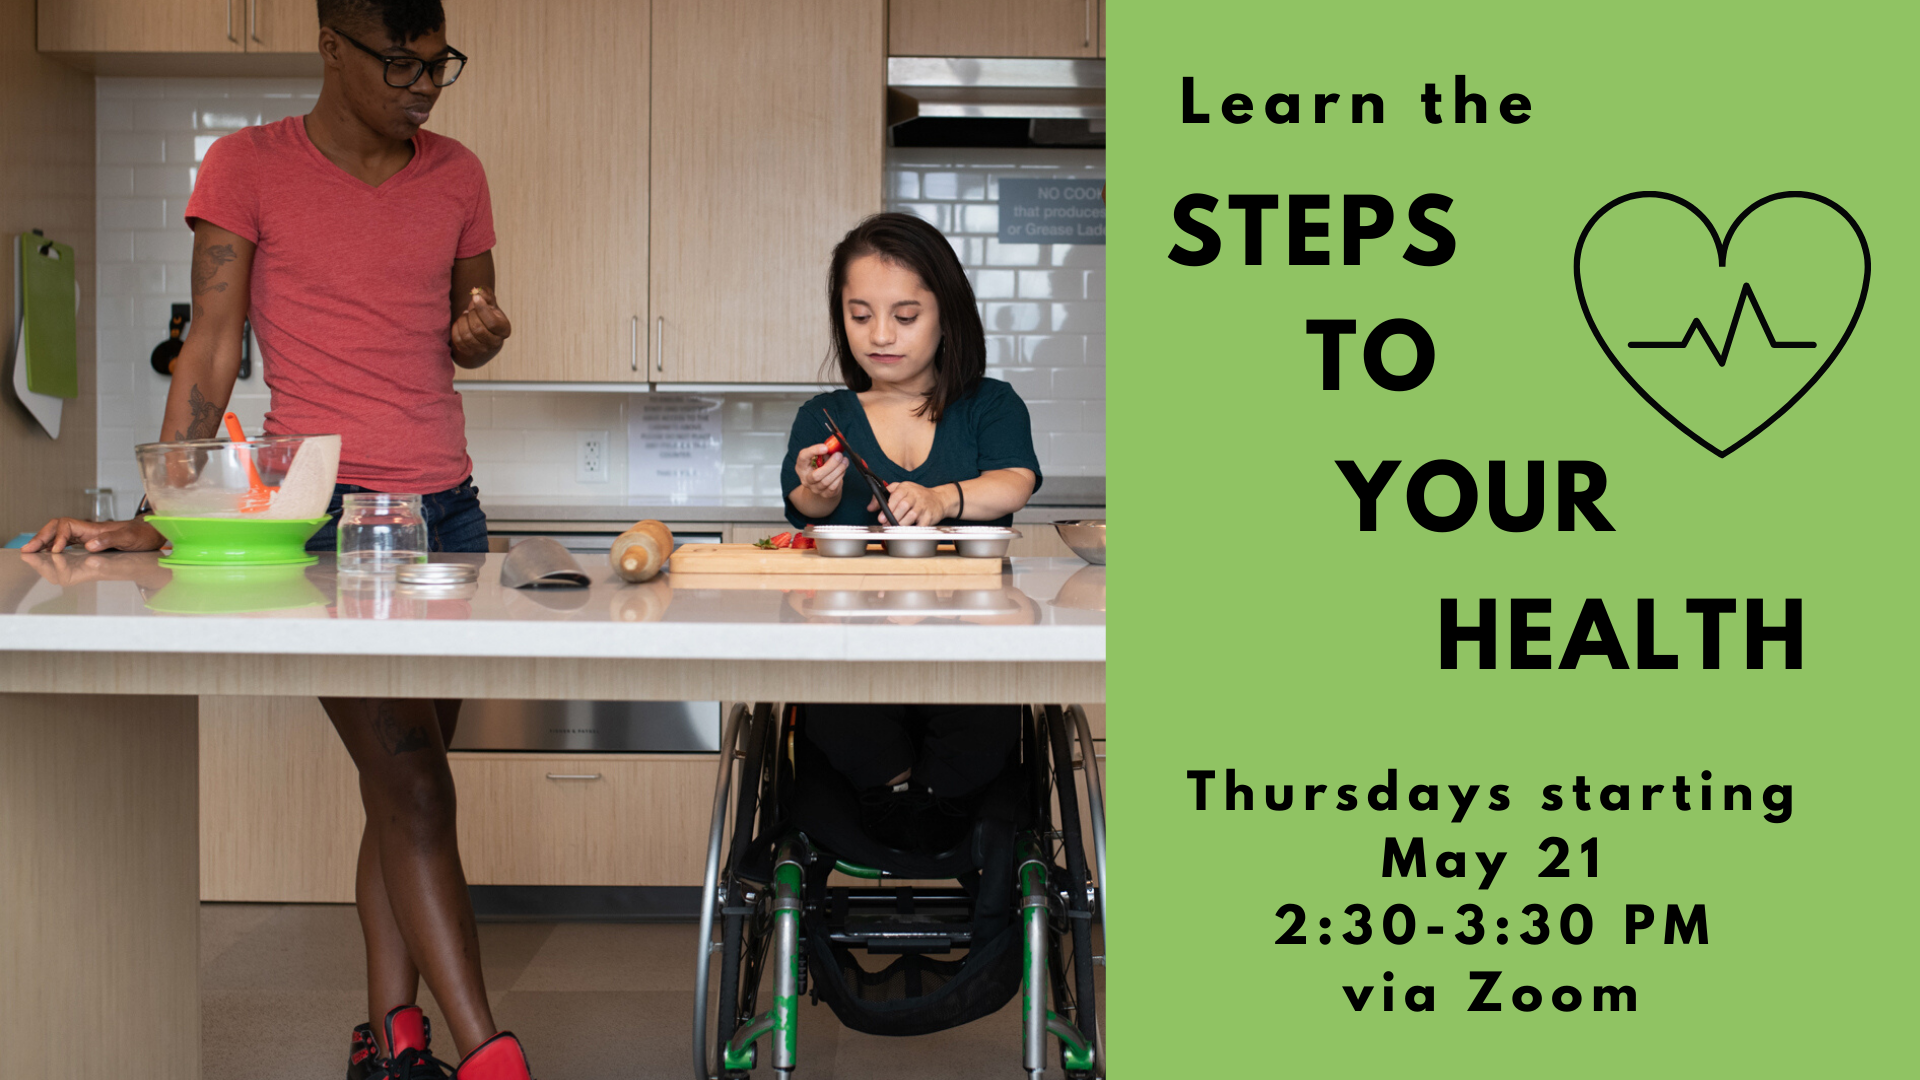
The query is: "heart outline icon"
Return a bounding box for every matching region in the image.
[1572,191,1871,457]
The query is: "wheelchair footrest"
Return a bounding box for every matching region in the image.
[844,934,959,954]
[827,918,973,953]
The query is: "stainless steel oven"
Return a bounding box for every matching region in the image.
[448,699,721,753]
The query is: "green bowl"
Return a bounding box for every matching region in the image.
[147,515,331,567]
[144,563,330,615]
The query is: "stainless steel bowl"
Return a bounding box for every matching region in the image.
[942,526,1020,558]
[1053,519,1106,565]
[803,526,876,558]
[1050,564,1106,610]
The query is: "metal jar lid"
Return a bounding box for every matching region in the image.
[395,562,480,585]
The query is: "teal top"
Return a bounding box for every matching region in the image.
[781,378,1043,528]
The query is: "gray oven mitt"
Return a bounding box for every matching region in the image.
[500,537,591,588]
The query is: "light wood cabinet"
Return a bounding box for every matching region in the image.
[649,0,884,384]
[38,0,244,53]
[3,694,200,1079]
[199,695,362,902]
[452,754,716,885]
[46,0,883,386]
[38,0,312,53]
[199,696,721,899]
[441,0,880,386]
[433,0,651,383]
[243,0,317,53]
[888,0,1100,58]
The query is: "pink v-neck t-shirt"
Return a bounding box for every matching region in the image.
[183,116,495,493]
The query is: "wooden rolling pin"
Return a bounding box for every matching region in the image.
[610,520,675,582]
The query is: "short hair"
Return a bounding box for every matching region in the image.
[316,0,444,43]
[826,213,986,422]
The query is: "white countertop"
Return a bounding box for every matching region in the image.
[0,552,1105,664]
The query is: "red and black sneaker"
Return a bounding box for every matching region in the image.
[348,1022,383,1080]
[450,1031,536,1080]
[349,1005,455,1080]
[385,1006,457,1080]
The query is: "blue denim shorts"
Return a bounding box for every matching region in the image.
[305,476,490,554]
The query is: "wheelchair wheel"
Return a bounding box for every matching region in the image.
[1021,705,1102,1079]
[701,704,796,1079]
[713,704,777,1071]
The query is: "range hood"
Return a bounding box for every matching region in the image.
[887,57,1105,126]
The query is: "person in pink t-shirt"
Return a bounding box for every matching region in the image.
[25,2,534,1077]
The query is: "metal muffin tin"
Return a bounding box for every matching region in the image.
[799,587,1022,617]
[803,526,882,558]
[801,525,1022,559]
[875,526,946,558]
[941,526,1021,559]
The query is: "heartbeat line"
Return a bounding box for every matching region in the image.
[1626,282,1815,366]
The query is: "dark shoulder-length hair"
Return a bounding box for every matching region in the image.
[826,212,985,422]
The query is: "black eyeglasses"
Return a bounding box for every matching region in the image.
[332,28,467,88]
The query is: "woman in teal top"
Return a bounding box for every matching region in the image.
[782,214,1041,529]
[780,212,1040,852]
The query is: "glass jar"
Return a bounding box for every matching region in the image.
[336,493,427,575]
[85,487,116,522]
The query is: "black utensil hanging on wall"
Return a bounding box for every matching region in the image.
[150,308,251,378]
[149,303,189,375]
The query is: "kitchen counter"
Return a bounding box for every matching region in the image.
[0,548,1102,1077]
[0,551,1104,702]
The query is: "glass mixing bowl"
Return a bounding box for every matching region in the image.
[135,433,342,519]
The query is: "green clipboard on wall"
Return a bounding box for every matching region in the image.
[22,234,78,398]
[10,232,76,439]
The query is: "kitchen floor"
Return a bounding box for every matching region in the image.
[202,903,1101,1079]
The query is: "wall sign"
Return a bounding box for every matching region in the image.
[997,177,1105,244]
[626,394,721,501]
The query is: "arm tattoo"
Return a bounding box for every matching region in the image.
[175,384,221,441]
[373,702,432,756]
[191,243,235,296]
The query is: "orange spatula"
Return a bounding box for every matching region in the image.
[223,412,277,513]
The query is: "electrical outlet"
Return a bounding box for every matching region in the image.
[576,430,609,483]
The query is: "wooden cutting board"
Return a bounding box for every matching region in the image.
[667,543,1003,576]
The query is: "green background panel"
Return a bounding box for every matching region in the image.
[1107,1,1911,1073]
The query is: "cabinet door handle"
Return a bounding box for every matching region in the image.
[630,315,639,371]
[249,0,260,43]
[654,316,664,374]
[545,773,602,781]
[227,0,237,42]
[1084,0,1092,47]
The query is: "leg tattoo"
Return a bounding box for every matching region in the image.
[373,702,431,756]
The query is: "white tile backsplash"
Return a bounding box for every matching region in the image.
[94,82,1105,499]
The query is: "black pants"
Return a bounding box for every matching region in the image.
[803,704,1020,800]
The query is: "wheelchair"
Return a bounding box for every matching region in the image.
[692,702,1107,1079]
